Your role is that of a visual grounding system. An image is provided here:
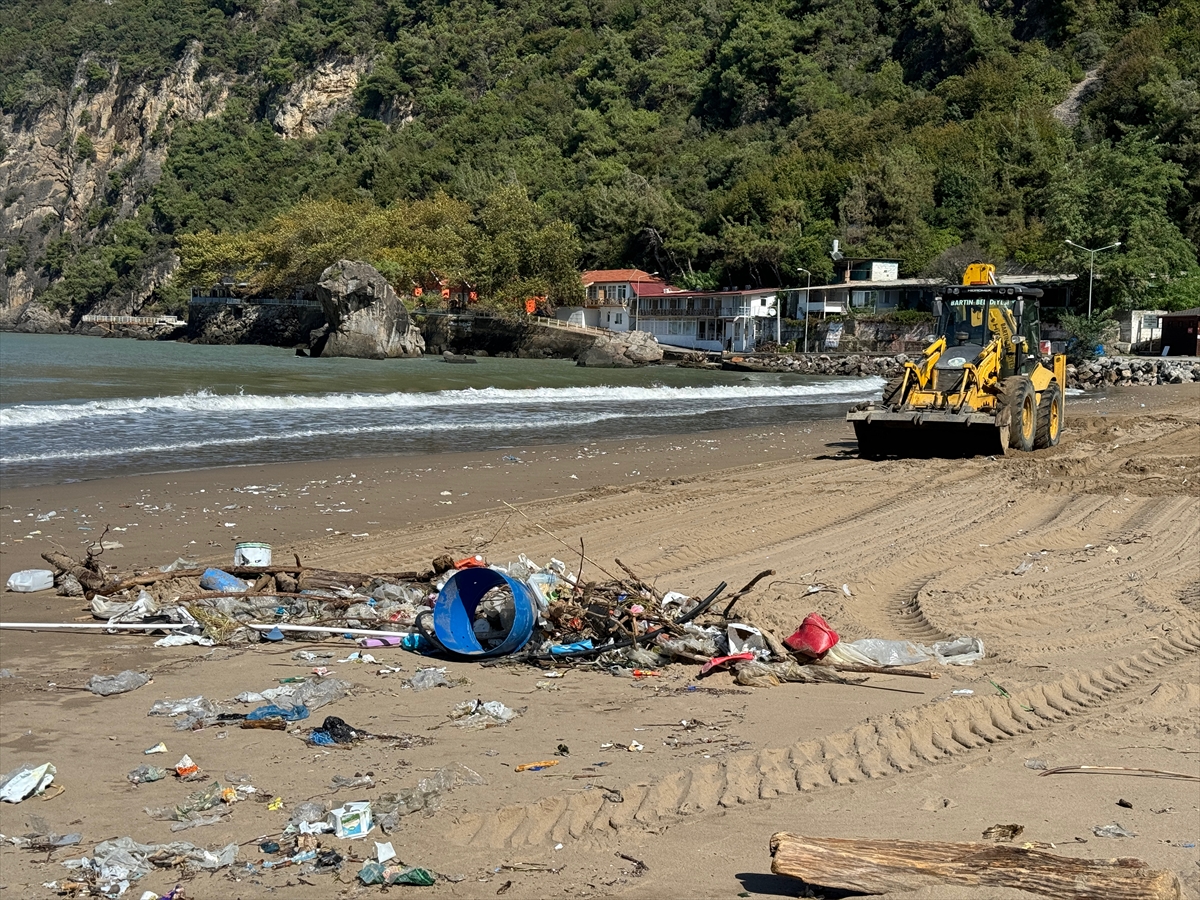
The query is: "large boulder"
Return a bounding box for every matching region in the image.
[311,260,425,359]
[575,330,664,367]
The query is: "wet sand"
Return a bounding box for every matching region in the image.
[1,385,1198,899]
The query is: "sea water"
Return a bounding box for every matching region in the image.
[0,333,881,485]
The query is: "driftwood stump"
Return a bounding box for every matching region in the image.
[769,833,1183,899]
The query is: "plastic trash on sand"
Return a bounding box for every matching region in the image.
[62,836,238,881]
[87,670,150,696]
[246,703,309,722]
[358,861,436,886]
[448,699,517,729]
[373,763,484,832]
[199,568,249,593]
[407,667,451,691]
[1094,822,1138,838]
[826,636,985,667]
[127,765,167,785]
[14,815,81,848]
[0,762,56,802]
[783,612,840,657]
[6,569,54,592]
[286,801,328,831]
[328,801,373,838]
[727,623,769,659]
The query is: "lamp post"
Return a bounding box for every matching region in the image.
[796,267,811,354]
[1065,239,1121,319]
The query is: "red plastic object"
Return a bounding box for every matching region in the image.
[453,554,487,569]
[784,612,839,657]
[698,652,755,676]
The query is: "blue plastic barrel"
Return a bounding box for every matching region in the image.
[433,568,537,658]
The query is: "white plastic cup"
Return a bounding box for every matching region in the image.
[233,542,272,567]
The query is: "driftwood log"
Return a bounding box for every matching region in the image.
[769,833,1183,900]
[41,550,109,594]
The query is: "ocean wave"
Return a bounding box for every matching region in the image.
[0,379,883,428]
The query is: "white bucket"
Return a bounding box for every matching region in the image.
[233,542,272,567]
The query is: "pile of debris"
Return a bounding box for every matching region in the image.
[33,543,983,683]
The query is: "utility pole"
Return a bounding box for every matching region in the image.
[1065,240,1121,319]
[796,267,811,354]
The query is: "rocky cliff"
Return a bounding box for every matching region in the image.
[0,44,229,309]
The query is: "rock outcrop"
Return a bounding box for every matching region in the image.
[272,57,366,139]
[575,329,665,367]
[311,260,425,359]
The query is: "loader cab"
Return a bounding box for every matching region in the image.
[932,284,1044,379]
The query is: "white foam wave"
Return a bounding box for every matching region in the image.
[1,379,883,428]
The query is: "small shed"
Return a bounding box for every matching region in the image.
[1160,307,1200,356]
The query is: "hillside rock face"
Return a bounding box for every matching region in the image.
[311,260,425,359]
[0,43,230,309]
[272,57,366,139]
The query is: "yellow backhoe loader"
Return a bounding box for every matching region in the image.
[846,264,1066,457]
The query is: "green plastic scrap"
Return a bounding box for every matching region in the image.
[357,861,437,886]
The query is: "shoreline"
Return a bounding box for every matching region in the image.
[0,383,1196,900]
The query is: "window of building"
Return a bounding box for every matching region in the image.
[614,285,628,300]
[587,286,597,301]
[615,313,623,324]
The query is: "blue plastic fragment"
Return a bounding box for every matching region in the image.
[247,704,309,722]
[308,730,336,746]
[263,626,284,641]
[550,640,594,655]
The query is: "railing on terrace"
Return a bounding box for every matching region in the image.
[188,295,323,308]
[81,314,184,326]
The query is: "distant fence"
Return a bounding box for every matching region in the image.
[81,314,184,326]
[188,295,323,309]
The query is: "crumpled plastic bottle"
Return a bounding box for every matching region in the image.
[88,671,150,696]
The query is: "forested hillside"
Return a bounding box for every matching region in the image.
[1,0,1196,317]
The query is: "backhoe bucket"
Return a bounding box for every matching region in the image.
[849,410,1006,459]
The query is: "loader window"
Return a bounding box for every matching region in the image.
[943,302,989,346]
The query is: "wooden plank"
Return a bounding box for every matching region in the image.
[769,833,1183,900]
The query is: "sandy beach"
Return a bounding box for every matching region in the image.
[1,384,1198,900]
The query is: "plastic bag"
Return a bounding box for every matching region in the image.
[199,568,248,593]
[733,660,781,687]
[727,623,769,659]
[246,703,309,722]
[0,762,56,802]
[148,696,217,718]
[330,773,375,791]
[358,861,437,886]
[127,765,167,785]
[407,667,450,691]
[829,638,929,667]
[287,800,328,829]
[449,699,517,729]
[373,763,484,832]
[931,637,985,665]
[88,670,150,696]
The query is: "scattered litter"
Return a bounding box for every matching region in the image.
[87,671,150,696]
[375,841,396,864]
[6,569,55,592]
[516,760,558,772]
[1023,759,1048,770]
[153,632,214,647]
[246,703,309,723]
[407,667,451,691]
[330,773,375,791]
[951,689,974,696]
[0,762,56,803]
[127,765,167,785]
[1117,798,1133,809]
[1093,822,1137,838]
[309,715,366,745]
[373,763,484,832]
[173,755,199,779]
[357,861,436,886]
[449,699,518,729]
[329,801,373,838]
[62,836,237,883]
[144,742,167,755]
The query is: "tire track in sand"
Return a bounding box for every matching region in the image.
[444,624,1200,848]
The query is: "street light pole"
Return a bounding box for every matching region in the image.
[1065,239,1121,319]
[796,267,811,354]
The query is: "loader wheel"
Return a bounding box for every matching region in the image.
[1035,382,1063,448]
[1000,375,1037,452]
[881,375,908,408]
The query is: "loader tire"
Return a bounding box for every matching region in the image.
[881,375,908,408]
[1000,375,1037,452]
[1035,382,1063,448]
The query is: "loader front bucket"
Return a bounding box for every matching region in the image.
[849,410,1006,459]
